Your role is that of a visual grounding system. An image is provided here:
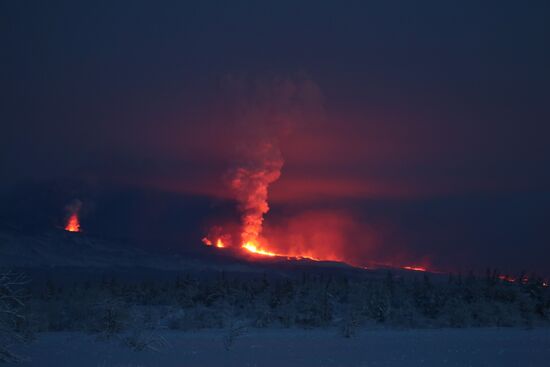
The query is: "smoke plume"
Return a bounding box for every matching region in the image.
[229,141,283,246]
[220,75,324,249]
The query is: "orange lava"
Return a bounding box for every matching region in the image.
[242,242,277,256]
[402,266,427,272]
[240,242,322,261]
[65,213,80,232]
[202,237,226,248]
[202,235,322,261]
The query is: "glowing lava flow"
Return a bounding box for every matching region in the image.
[239,240,321,260]
[65,213,80,232]
[242,242,277,257]
[201,235,321,261]
[402,266,427,272]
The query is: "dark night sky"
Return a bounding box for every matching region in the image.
[1,1,549,275]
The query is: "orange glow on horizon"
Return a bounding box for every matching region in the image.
[64,213,81,232]
[402,266,427,272]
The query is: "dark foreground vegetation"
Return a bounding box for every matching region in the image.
[2,269,550,360]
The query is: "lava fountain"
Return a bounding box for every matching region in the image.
[202,139,318,259]
[229,140,283,256]
[65,213,80,232]
[200,77,334,261]
[64,199,82,233]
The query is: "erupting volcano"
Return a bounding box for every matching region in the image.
[199,78,346,263]
[201,129,325,260]
[65,213,80,232]
[202,140,296,259]
[199,79,442,272]
[229,140,285,257]
[64,199,82,233]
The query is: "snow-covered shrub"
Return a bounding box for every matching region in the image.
[122,330,169,352]
[293,282,333,327]
[389,298,422,328]
[17,269,550,334]
[0,270,29,363]
[440,297,469,327]
[365,284,391,322]
[89,297,129,337]
[339,307,360,338]
[166,305,225,330]
[222,321,247,351]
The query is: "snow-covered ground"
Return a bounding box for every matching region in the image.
[7,328,550,367]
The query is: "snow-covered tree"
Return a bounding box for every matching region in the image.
[0,270,28,362]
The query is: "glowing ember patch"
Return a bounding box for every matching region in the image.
[202,237,226,248]
[242,242,277,257]
[65,213,80,232]
[402,266,427,272]
[498,275,516,283]
[292,254,321,261]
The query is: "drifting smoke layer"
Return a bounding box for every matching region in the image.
[229,141,283,248]
[64,199,82,232]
